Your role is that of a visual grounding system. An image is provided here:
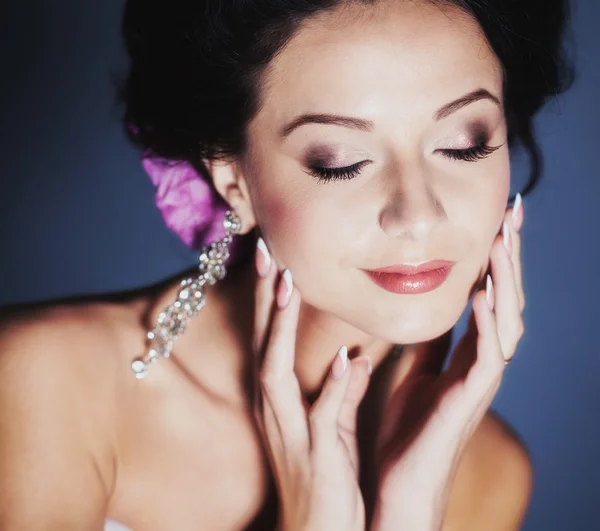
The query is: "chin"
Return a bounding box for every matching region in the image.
[383,317,458,346]
[391,321,456,346]
[362,270,479,344]
[345,295,468,346]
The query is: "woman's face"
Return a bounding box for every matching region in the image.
[241,0,510,344]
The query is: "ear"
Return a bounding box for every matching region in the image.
[206,159,256,235]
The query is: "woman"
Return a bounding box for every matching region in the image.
[0,0,573,529]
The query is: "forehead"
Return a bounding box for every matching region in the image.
[258,1,503,125]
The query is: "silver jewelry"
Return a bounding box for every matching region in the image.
[131,210,242,379]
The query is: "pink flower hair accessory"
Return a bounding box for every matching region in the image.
[142,155,231,249]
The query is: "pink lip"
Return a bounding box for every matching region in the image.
[363,260,455,294]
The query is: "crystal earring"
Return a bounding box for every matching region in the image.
[131,210,242,379]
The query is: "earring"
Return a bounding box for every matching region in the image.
[131,210,242,379]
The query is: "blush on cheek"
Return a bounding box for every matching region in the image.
[260,194,307,262]
[477,172,510,239]
[494,178,511,227]
[263,195,288,230]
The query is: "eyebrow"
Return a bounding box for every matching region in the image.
[434,88,501,120]
[279,88,501,138]
[280,113,374,138]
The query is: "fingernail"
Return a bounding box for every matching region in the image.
[512,193,523,232]
[486,274,495,310]
[331,345,348,380]
[276,269,293,309]
[362,356,373,375]
[502,221,512,257]
[256,237,271,278]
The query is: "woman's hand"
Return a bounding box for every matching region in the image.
[371,201,525,531]
[253,238,373,531]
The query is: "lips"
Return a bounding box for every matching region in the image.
[363,260,455,294]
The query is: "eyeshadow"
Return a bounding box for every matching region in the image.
[303,145,340,167]
[466,119,492,143]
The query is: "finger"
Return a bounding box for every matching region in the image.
[426,290,503,463]
[260,271,309,456]
[336,356,373,473]
[262,270,298,376]
[445,289,503,408]
[337,356,372,434]
[505,206,525,311]
[252,237,278,434]
[390,292,504,483]
[253,237,278,355]
[490,232,524,361]
[462,289,504,402]
[457,291,507,446]
[309,346,354,447]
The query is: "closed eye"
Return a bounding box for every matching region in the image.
[307,160,371,183]
[307,141,502,183]
[438,142,502,162]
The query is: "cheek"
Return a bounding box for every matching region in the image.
[484,159,511,240]
[461,158,511,269]
[253,175,324,268]
[243,144,345,282]
[266,199,343,271]
[254,177,355,301]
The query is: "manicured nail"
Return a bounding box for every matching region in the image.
[361,356,373,375]
[486,274,495,310]
[502,221,512,257]
[512,193,523,232]
[256,237,271,278]
[276,269,293,309]
[331,345,348,380]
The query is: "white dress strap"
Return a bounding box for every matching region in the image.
[105,520,133,531]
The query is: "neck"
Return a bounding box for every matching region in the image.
[220,259,398,397]
[294,301,396,396]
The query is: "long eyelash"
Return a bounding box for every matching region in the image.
[442,142,502,162]
[308,160,370,183]
[308,142,500,183]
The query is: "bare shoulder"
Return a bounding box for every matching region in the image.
[443,410,534,531]
[0,296,143,408]
[0,296,146,530]
[1,297,128,365]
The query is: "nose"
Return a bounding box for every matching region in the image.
[378,168,447,242]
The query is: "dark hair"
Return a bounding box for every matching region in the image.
[120,0,574,197]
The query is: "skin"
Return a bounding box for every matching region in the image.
[0,1,532,530]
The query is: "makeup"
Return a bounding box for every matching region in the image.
[363,260,455,294]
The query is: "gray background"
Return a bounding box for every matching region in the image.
[1,1,598,529]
